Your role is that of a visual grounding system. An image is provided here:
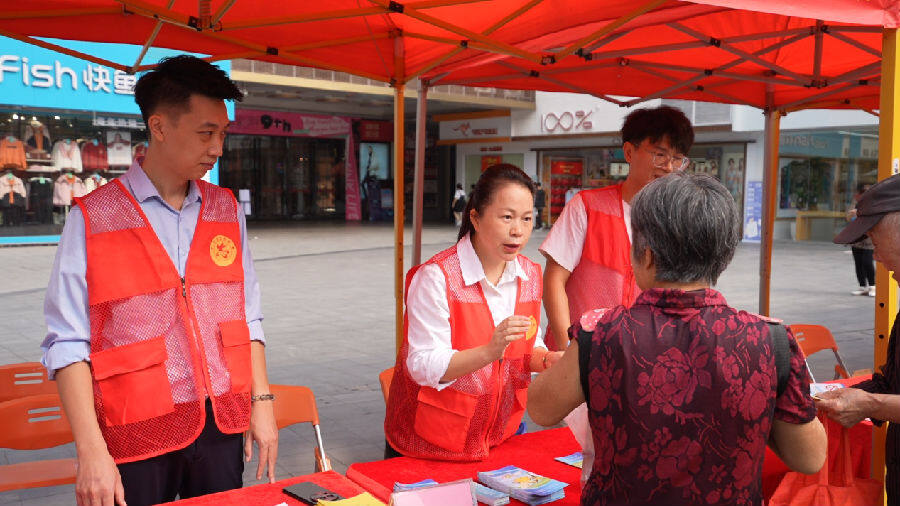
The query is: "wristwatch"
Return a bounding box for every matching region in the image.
[251,393,275,402]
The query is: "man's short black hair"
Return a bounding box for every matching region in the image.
[621,105,694,155]
[134,55,243,125]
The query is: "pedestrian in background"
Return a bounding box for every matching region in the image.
[534,182,546,230]
[452,182,466,226]
[848,182,876,296]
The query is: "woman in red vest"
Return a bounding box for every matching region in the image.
[385,164,563,461]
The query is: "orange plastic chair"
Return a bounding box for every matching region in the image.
[379,367,394,404]
[0,362,57,402]
[269,384,331,472]
[789,324,851,383]
[0,393,76,492]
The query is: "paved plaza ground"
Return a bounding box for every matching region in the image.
[0,222,882,505]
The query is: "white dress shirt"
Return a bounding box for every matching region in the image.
[405,233,546,390]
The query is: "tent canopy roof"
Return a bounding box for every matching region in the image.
[0,0,895,110]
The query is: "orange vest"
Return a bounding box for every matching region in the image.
[385,245,542,461]
[548,184,639,350]
[77,179,251,464]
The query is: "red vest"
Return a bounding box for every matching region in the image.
[548,184,639,349]
[385,245,542,461]
[77,179,251,464]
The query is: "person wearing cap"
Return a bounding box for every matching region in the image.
[818,173,900,505]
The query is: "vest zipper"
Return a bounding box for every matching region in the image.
[180,276,213,399]
[483,358,505,452]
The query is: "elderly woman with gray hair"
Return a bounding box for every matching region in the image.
[528,173,826,505]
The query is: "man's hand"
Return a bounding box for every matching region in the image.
[815,388,873,428]
[75,446,126,506]
[244,398,278,483]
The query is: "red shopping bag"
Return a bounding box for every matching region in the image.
[769,417,881,506]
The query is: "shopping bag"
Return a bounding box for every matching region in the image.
[768,417,881,506]
[563,402,593,488]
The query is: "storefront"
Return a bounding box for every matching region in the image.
[0,37,223,245]
[774,128,878,241]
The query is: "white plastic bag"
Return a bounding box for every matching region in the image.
[563,402,593,488]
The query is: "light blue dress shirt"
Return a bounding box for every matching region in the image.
[41,160,265,378]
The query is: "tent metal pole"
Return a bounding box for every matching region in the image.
[813,21,824,86]
[759,89,779,316]
[0,7,119,19]
[826,61,882,86]
[826,31,882,57]
[394,35,407,352]
[555,0,666,60]
[407,0,543,81]
[779,81,874,112]
[0,28,129,71]
[413,82,428,266]
[132,0,176,72]
[283,33,392,52]
[872,27,900,494]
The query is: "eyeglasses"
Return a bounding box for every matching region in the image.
[642,147,690,171]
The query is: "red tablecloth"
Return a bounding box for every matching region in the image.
[347,428,583,505]
[162,471,370,506]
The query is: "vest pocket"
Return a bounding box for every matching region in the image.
[219,320,252,394]
[90,336,174,426]
[501,387,529,440]
[413,387,479,453]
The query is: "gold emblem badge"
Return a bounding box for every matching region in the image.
[525,315,538,341]
[210,235,237,267]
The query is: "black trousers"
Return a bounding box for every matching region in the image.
[852,247,876,287]
[118,401,243,506]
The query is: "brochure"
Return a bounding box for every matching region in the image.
[554,452,584,469]
[477,466,566,505]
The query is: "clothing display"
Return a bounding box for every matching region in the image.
[0,173,27,226]
[132,142,147,162]
[80,140,109,172]
[53,174,87,206]
[84,174,108,193]
[28,177,54,224]
[25,122,52,160]
[0,137,27,170]
[107,136,132,166]
[52,140,83,172]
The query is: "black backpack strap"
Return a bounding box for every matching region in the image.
[769,322,790,397]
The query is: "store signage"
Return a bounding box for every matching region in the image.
[481,155,502,171]
[541,110,593,132]
[439,116,511,142]
[358,119,392,142]
[0,36,216,115]
[230,109,351,137]
[744,181,762,242]
[479,145,504,152]
[93,116,145,129]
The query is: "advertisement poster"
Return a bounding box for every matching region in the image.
[551,159,584,175]
[344,129,361,221]
[360,142,390,181]
[744,181,762,242]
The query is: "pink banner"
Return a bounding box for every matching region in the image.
[344,127,362,221]
[230,109,351,137]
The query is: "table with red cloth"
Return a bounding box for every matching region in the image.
[349,382,874,505]
[162,471,371,506]
[348,428,583,505]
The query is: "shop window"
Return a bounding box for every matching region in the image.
[0,110,146,238]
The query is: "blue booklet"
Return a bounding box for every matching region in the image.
[477,466,567,505]
[554,452,584,469]
[393,479,439,491]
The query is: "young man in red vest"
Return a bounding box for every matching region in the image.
[41,56,277,506]
[540,106,695,349]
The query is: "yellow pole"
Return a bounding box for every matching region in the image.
[394,35,407,352]
[873,27,900,495]
[759,90,780,316]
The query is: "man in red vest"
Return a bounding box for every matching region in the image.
[41,56,277,506]
[540,106,695,349]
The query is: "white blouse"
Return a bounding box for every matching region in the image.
[405,233,546,390]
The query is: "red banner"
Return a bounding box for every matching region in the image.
[550,159,583,175]
[358,120,393,142]
[345,128,362,221]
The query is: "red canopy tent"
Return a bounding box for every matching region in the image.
[1,0,898,486]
